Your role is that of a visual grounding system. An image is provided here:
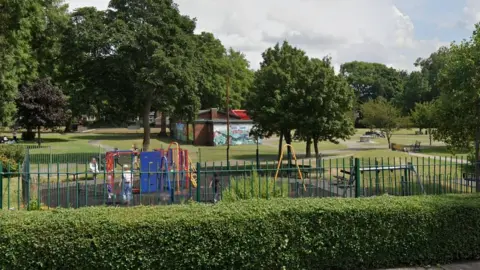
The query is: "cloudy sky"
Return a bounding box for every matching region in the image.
[65,0,478,71]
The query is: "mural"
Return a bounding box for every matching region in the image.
[213,123,262,146]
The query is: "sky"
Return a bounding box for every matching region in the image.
[65,0,478,71]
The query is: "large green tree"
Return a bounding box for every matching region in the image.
[360,97,402,147]
[434,25,480,158]
[59,7,119,130]
[396,71,430,114]
[296,57,355,157]
[0,0,68,127]
[414,46,450,102]
[340,61,406,103]
[410,101,437,145]
[107,0,200,151]
[247,41,310,158]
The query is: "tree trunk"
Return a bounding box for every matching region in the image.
[159,113,168,137]
[313,137,319,158]
[169,118,176,139]
[387,133,391,149]
[305,137,312,158]
[428,128,432,146]
[37,126,41,146]
[277,131,283,161]
[64,117,72,133]
[142,98,152,151]
[284,130,292,168]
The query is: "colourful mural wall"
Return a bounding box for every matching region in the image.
[213,123,262,146]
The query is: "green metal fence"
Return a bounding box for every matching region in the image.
[0,156,476,210]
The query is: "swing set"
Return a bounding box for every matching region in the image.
[273,144,307,191]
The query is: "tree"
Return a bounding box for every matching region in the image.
[414,46,450,102]
[360,97,401,147]
[434,25,480,159]
[340,61,405,103]
[296,57,355,157]
[410,101,437,145]
[0,0,68,127]
[107,0,199,151]
[16,78,68,145]
[246,41,310,159]
[396,71,430,114]
[59,7,116,131]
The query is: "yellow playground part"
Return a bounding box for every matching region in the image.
[187,156,198,188]
[166,141,197,189]
[274,144,306,191]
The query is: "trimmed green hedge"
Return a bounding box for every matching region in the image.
[1,195,480,269]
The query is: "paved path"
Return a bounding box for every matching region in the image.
[88,140,115,151]
[381,261,480,269]
[407,152,469,164]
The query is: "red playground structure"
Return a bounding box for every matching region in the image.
[105,149,139,198]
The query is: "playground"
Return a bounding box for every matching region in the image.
[0,127,475,210]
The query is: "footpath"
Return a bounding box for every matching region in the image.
[381,261,480,269]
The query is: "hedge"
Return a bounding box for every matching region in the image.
[2,195,480,269]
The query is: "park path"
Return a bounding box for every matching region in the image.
[407,152,469,164]
[88,140,115,151]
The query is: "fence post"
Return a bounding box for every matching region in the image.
[196,162,201,202]
[354,158,361,198]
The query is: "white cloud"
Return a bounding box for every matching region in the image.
[463,0,480,29]
[64,0,445,71]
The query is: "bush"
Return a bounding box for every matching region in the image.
[0,145,25,171]
[0,155,19,172]
[2,195,480,269]
[222,171,289,202]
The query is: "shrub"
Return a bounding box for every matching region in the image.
[2,195,480,269]
[0,155,18,172]
[0,145,25,172]
[222,171,289,202]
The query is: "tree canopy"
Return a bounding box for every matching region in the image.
[247,42,355,158]
[16,78,68,145]
[3,0,480,163]
[360,97,402,147]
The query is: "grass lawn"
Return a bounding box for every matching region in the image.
[9,133,102,154]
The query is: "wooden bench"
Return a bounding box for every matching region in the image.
[410,141,421,152]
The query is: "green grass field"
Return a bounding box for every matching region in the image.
[7,127,471,164]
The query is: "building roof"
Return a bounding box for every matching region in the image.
[197,108,243,119]
[230,110,250,120]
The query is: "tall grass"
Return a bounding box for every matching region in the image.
[222,171,289,202]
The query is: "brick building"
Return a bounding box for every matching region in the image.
[174,108,259,146]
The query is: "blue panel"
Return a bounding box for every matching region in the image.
[140,151,162,193]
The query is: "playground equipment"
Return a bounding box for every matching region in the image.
[336,163,424,197]
[138,142,197,196]
[274,144,306,191]
[105,150,139,199]
[103,143,197,201]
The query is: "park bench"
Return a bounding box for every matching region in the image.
[410,141,421,152]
